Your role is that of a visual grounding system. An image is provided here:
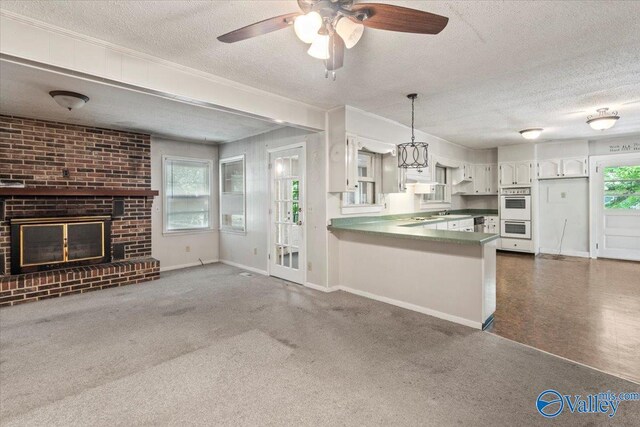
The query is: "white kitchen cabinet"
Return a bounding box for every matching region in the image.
[537,157,588,179]
[471,164,498,194]
[472,165,487,194]
[538,159,561,179]
[484,216,498,234]
[561,157,588,177]
[499,162,532,186]
[328,134,358,192]
[489,164,498,193]
[462,163,473,181]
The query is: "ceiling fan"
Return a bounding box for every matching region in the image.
[217,0,449,79]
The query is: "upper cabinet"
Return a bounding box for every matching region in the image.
[537,157,587,179]
[499,161,533,187]
[471,164,498,195]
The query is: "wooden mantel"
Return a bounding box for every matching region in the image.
[0,187,158,197]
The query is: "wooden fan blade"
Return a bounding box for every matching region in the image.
[351,3,448,34]
[326,34,345,71]
[217,12,301,43]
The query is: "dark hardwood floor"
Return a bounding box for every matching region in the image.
[487,251,640,384]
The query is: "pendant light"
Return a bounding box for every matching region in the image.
[587,108,620,130]
[397,94,429,172]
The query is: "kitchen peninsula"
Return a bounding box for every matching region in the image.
[328,211,498,330]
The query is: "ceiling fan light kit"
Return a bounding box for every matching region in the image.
[217,0,449,77]
[294,11,323,43]
[587,107,620,130]
[307,29,331,59]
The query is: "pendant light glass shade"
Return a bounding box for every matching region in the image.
[398,94,429,172]
[307,33,330,59]
[294,12,322,44]
[49,91,89,111]
[587,108,620,130]
[335,17,364,49]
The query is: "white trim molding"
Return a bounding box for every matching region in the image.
[219,260,268,276]
[337,286,483,330]
[160,259,219,273]
[304,282,339,293]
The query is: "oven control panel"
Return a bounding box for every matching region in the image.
[500,188,531,195]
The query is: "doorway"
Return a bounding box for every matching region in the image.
[268,145,306,284]
[591,154,640,261]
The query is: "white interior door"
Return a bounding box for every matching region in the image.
[595,156,640,261]
[269,146,305,284]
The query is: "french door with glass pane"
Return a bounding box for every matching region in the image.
[595,156,640,261]
[269,146,305,284]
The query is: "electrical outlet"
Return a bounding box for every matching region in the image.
[253,248,258,255]
[185,246,191,253]
[307,261,312,272]
[62,168,70,178]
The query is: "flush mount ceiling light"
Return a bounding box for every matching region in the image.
[519,128,544,140]
[397,94,429,172]
[587,108,620,131]
[217,0,449,79]
[49,91,90,111]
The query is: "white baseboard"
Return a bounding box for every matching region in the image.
[160,259,219,272]
[337,286,483,330]
[219,260,268,276]
[539,248,590,258]
[304,282,339,293]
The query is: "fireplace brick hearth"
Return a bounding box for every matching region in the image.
[0,115,160,306]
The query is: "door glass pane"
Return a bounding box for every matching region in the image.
[603,166,640,210]
[291,247,299,269]
[291,156,299,177]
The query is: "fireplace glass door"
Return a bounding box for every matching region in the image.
[67,222,105,261]
[21,224,65,266]
[12,216,111,274]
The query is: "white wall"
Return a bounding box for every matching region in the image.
[538,178,589,256]
[151,137,219,270]
[218,127,327,287]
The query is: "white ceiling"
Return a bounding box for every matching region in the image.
[0,60,284,143]
[1,1,640,148]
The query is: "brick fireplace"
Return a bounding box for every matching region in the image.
[0,115,160,307]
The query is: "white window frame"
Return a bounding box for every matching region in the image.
[341,150,384,214]
[219,154,246,234]
[420,165,451,209]
[162,155,214,235]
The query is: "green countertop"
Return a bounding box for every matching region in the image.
[328,210,499,246]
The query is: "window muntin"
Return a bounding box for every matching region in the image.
[343,151,380,206]
[219,155,246,232]
[422,165,449,203]
[163,157,213,232]
[603,165,640,210]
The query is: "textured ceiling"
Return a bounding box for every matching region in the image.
[0,61,283,143]
[1,1,640,147]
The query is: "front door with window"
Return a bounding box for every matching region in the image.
[269,146,305,284]
[595,157,640,261]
